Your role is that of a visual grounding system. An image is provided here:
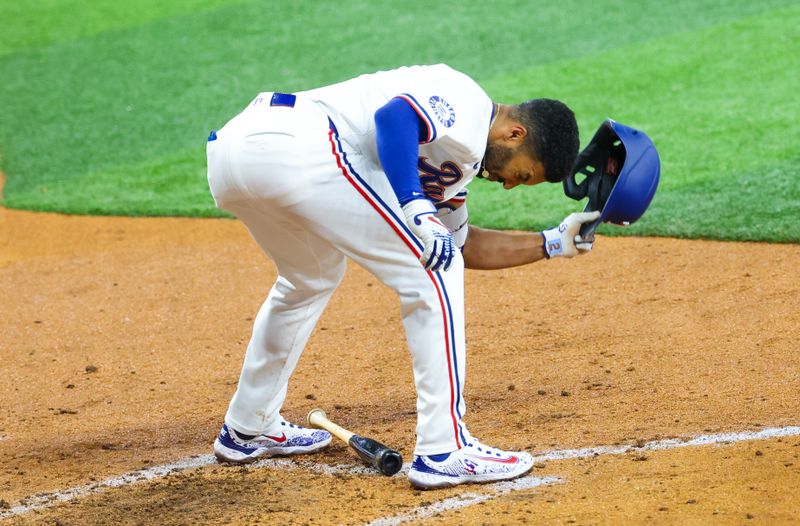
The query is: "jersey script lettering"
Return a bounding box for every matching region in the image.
[418,157,463,201]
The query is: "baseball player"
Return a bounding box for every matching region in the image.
[207,64,599,489]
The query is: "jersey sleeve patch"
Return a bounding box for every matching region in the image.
[395,94,437,144]
[428,96,455,128]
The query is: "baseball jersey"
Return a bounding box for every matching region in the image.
[299,64,494,203]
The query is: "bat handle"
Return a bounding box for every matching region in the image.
[579,215,601,242]
[307,408,354,443]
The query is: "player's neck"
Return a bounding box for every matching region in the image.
[487,104,514,142]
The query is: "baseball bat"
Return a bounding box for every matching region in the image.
[307,408,403,476]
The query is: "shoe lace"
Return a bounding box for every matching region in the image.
[281,421,300,429]
[467,441,503,457]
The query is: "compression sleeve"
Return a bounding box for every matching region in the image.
[374,97,427,207]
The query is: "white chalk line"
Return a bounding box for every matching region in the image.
[529,425,800,464]
[0,454,377,520]
[1,455,215,519]
[362,476,561,526]
[2,425,798,521]
[357,425,800,526]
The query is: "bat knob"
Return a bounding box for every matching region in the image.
[377,449,403,476]
[306,408,327,428]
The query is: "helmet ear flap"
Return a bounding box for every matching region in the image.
[563,120,623,238]
[563,119,624,207]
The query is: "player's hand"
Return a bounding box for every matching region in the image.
[401,199,455,272]
[542,211,601,258]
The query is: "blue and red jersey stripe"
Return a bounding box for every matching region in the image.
[327,118,467,448]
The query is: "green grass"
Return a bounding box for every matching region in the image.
[473,4,800,241]
[0,0,237,57]
[7,146,216,217]
[0,0,798,241]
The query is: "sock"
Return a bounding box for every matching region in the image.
[232,428,257,441]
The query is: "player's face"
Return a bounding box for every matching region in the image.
[482,144,546,190]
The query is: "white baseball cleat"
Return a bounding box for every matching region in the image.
[213,421,332,464]
[408,440,534,489]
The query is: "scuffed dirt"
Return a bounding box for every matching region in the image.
[1,207,798,524]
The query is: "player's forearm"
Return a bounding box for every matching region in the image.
[462,225,546,270]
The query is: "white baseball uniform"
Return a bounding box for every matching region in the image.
[206,64,494,455]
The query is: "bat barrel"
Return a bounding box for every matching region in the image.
[376,448,403,476]
[349,435,403,476]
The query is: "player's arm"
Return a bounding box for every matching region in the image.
[375,98,455,272]
[462,226,545,269]
[462,211,601,270]
[374,97,428,205]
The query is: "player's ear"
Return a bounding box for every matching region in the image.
[506,123,528,146]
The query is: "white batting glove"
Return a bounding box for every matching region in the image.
[542,211,602,258]
[402,199,456,272]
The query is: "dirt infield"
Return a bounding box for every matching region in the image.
[1,206,799,524]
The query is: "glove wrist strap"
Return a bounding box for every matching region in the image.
[401,198,436,221]
[542,227,564,258]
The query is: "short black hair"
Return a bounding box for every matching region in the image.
[511,99,579,183]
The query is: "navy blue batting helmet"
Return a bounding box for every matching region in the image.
[563,119,660,238]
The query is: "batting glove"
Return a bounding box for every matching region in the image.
[542,211,602,258]
[402,199,455,272]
